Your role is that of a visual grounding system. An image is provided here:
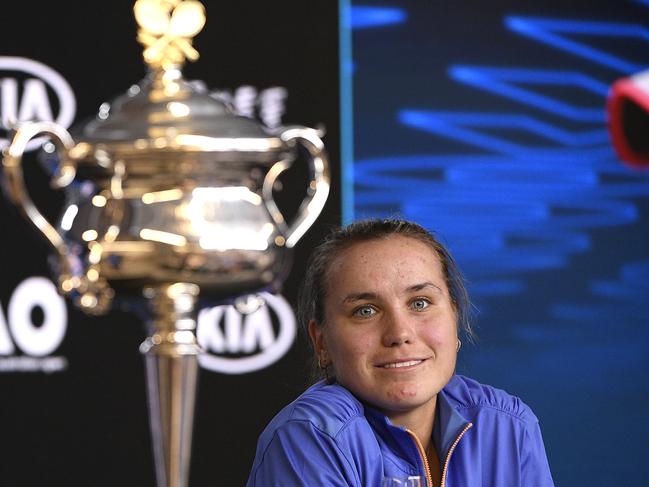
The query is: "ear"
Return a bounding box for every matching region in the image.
[308,320,326,358]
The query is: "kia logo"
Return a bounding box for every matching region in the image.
[197,293,296,374]
[0,277,68,373]
[0,56,76,151]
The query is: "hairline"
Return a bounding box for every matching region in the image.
[318,233,460,326]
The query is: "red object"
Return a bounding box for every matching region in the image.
[607,72,649,169]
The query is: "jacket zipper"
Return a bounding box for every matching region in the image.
[440,422,473,487]
[406,429,434,487]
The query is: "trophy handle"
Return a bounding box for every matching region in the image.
[263,126,331,248]
[2,121,78,276]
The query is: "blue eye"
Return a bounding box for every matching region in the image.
[411,298,430,311]
[353,305,377,318]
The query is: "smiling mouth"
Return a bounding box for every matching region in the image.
[380,359,424,369]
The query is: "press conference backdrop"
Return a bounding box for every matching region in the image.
[347,0,649,485]
[3,1,648,486]
[0,2,340,486]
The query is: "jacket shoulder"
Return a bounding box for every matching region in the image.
[247,383,368,486]
[264,381,365,439]
[443,374,539,424]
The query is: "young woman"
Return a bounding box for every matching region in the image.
[247,219,554,486]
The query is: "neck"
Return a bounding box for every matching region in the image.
[385,396,437,452]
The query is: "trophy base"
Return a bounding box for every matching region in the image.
[141,283,201,487]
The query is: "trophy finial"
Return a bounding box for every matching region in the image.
[134,0,206,70]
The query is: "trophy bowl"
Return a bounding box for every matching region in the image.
[5,66,330,314]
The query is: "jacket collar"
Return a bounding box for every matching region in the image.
[362,376,471,466]
[435,377,471,461]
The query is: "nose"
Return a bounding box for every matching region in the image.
[381,308,415,347]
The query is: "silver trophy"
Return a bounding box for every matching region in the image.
[1,1,330,486]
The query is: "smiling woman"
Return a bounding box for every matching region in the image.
[246,219,554,487]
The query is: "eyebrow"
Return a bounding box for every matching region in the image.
[342,292,378,304]
[341,282,443,303]
[407,282,444,294]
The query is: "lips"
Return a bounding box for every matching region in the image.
[377,358,426,369]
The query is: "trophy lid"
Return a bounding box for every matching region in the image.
[77,0,283,155]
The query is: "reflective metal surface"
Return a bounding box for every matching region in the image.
[3,0,330,313]
[1,1,329,486]
[4,71,330,315]
[140,283,200,487]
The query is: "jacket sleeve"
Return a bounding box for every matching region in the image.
[520,420,555,487]
[246,419,360,487]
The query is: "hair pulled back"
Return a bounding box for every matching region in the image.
[298,219,474,372]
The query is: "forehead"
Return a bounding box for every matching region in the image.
[325,235,446,292]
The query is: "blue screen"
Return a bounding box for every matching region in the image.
[344,1,649,484]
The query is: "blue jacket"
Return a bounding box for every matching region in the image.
[247,374,554,486]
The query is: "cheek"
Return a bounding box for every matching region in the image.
[325,326,374,364]
[421,320,457,348]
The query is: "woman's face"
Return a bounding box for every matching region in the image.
[310,235,458,421]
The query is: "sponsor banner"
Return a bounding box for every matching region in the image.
[0,2,340,484]
[0,277,297,375]
[197,292,296,374]
[0,277,68,373]
[0,56,76,151]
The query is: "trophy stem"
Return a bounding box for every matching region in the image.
[140,283,201,487]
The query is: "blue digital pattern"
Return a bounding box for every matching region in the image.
[448,66,607,122]
[350,6,407,29]
[505,16,647,73]
[349,2,649,484]
[351,8,649,295]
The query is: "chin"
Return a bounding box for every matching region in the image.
[377,387,434,411]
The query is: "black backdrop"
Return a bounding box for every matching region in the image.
[0,1,340,486]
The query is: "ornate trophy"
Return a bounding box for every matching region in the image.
[1,1,330,486]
